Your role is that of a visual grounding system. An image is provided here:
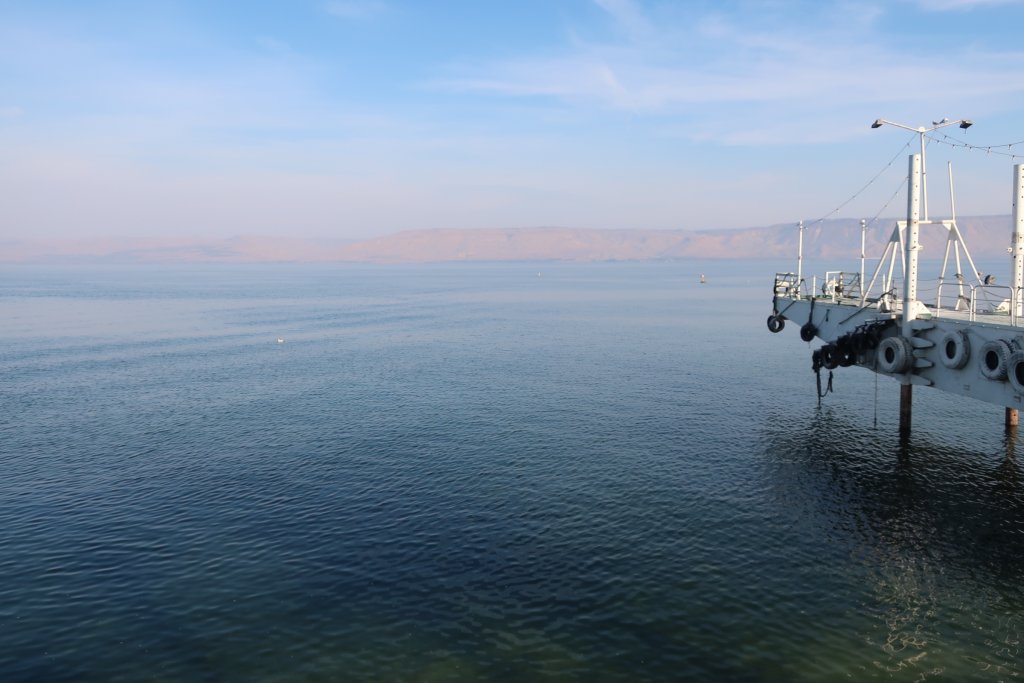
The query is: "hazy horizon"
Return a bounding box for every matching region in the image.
[3,0,1024,246]
[1,215,1016,265]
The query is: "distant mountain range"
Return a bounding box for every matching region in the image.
[1,215,1014,264]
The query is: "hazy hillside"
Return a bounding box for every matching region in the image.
[1,216,1014,264]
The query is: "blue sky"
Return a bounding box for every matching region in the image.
[2,0,1024,240]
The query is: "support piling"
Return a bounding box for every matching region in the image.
[899,384,913,435]
[1007,408,1019,428]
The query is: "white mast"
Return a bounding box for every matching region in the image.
[871,117,973,222]
[1013,164,1024,318]
[797,220,804,293]
[860,218,866,297]
[903,153,922,337]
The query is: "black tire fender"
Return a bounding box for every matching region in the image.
[1008,351,1024,393]
[821,344,840,370]
[877,337,912,374]
[980,340,1012,381]
[938,330,970,370]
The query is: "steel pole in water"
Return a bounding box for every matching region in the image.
[897,154,921,437]
[903,154,922,338]
[1000,166,1024,415]
[900,384,913,435]
[1012,164,1024,318]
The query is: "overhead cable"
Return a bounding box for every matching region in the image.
[927,133,1024,160]
[806,133,916,227]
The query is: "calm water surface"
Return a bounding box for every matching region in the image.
[2,262,1023,682]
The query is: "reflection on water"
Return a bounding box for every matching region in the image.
[762,410,1024,680]
[2,262,1024,681]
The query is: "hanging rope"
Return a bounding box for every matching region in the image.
[811,346,833,407]
[803,128,1022,236]
[804,133,916,228]
[815,366,834,406]
[927,132,1024,161]
[865,175,908,227]
[873,366,879,429]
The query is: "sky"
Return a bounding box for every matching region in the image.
[3,0,1024,241]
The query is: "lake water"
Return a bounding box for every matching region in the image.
[3,261,1024,682]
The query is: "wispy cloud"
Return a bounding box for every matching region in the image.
[324,1,389,19]
[3,0,1022,237]
[592,0,653,38]
[431,2,1024,144]
[916,0,1024,10]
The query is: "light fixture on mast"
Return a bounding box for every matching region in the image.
[870,117,973,221]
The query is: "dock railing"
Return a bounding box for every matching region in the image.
[935,279,972,315]
[774,272,803,299]
[821,271,862,301]
[970,284,1016,324]
[773,271,1024,327]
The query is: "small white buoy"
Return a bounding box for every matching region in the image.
[277,337,285,344]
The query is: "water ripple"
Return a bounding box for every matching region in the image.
[2,263,1023,681]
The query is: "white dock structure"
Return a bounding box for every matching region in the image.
[768,119,1024,434]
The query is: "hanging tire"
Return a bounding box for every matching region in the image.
[864,326,882,350]
[800,323,817,342]
[1008,351,1024,393]
[979,340,1012,381]
[877,337,912,374]
[838,346,857,367]
[767,315,785,333]
[938,330,970,369]
[821,344,840,370]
